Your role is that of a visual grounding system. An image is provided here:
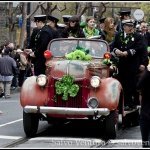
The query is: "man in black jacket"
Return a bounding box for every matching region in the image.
[26,15,55,76]
[111,19,149,110]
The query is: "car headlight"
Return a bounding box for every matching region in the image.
[87,97,99,108]
[36,74,47,87]
[90,76,101,88]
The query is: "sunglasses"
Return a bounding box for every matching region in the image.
[70,21,76,23]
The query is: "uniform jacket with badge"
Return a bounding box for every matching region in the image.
[111,31,148,76]
[33,25,54,75]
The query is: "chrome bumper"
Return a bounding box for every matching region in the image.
[24,106,110,116]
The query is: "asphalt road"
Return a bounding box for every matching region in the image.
[0,89,143,148]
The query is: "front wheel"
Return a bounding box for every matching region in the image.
[23,110,39,137]
[104,110,119,139]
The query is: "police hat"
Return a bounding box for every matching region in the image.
[34,15,46,22]
[119,10,131,16]
[99,17,106,23]
[122,19,135,26]
[47,15,59,23]
[57,23,67,29]
[62,15,72,23]
[69,15,80,22]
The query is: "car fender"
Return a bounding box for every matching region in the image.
[20,76,48,107]
[89,77,123,110]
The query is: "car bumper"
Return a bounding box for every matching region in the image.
[24,106,110,116]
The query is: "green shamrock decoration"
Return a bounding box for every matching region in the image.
[120,33,134,45]
[55,75,80,101]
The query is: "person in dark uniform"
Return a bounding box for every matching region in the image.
[26,15,54,76]
[136,64,150,148]
[47,15,61,38]
[57,23,67,37]
[116,10,131,32]
[28,27,40,50]
[62,15,72,27]
[111,19,148,110]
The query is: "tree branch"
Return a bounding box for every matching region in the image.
[27,2,46,19]
[78,6,88,17]
[51,4,57,13]
[56,3,66,12]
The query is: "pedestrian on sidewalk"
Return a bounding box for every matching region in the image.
[0,47,17,98]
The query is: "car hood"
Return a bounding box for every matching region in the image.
[50,60,90,79]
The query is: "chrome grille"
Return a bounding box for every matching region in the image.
[54,80,83,108]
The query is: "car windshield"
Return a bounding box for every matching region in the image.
[49,39,108,58]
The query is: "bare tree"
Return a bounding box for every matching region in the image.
[19,2,27,49]
[6,2,20,42]
[19,2,67,48]
[40,2,66,15]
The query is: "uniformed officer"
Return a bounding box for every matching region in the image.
[116,10,131,32]
[47,15,61,38]
[28,27,40,50]
[26,15,54,76]
[111,19,148,110]
[62,15,72,27]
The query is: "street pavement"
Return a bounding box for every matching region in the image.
[0,87,145,148]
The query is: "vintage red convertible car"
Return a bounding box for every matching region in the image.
[20,38,126,139]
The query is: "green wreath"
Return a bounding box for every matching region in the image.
[55,75,79,101]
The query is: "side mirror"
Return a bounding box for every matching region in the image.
[44,50,52,59]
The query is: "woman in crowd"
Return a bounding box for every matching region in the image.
[101,17,116,44]
[83,16,100,39]
[61,15,85,38]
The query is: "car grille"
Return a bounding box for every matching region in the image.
[53,80,83,108]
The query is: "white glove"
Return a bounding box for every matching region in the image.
[147,64,150,71]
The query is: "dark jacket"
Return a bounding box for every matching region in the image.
[140,31,150,47]
[28,27,40,49]
[111,31,148,75]
[32,25,55,75]
[137,69,150,117]
[61,26,85,38]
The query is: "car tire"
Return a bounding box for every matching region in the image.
[104,110,118,139]
[23,110,39,137]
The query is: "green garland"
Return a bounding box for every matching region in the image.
[55,75,79,101]
[120,32,134,44]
